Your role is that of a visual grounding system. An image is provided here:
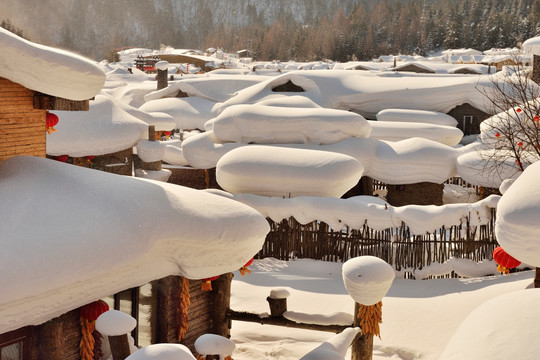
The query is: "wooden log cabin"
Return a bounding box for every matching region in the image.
[0,28,244,360]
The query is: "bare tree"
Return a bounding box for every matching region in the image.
[476,57,540,181]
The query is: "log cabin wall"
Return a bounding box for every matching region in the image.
[0,77,46,161]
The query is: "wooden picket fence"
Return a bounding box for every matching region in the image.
[259,208,498,278]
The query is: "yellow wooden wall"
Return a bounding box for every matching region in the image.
[0,77,46,162]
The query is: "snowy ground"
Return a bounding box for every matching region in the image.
[229,258,534,360]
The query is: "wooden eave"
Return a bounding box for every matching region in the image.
[33,91,90,111]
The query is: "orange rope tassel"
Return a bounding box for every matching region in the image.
[178,277,191,341]
[357,301,383,338]
[497,265,510,275]
[239,266,252,276]
[79,317,95,360]
[201,280,213,291]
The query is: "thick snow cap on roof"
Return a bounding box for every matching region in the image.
[0,156,269,333]
[522,36,540,55]
[376,109,458,127]
[46,95,148,157]
[456,149,524,188]
[495,161,540,267]
[368,120,463,146]
[216,145,363,198]
[206,104,371,145]
[218,70,494,119]
[0,27,105,100]
[139,97,218,130]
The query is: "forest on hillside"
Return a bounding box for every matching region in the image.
[1,0,540,61]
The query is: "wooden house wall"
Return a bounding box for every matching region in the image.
[152,276,225,353]
[166,167,220,190]
[0,77,46,162]
[447,103,491,135]
[386,182,444,207]
[393,64,435,74]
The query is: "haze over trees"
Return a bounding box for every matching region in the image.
[1,0,539,61]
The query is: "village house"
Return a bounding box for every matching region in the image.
[0,28,267,360]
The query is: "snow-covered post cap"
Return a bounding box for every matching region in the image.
[126,343,196,360]
[96,310,136,360]
[267,288,290,317]
[155,61,169,71]
[342,256,395,359]
[194,333,235,360]
[342,256,395,306]
[95,310,137,336]
[268,288,291,299]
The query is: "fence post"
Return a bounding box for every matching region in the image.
[351,302,373,360]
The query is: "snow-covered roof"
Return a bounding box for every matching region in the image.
[376,109,458,127]
[368,121,463,146]
[46,95,149,157]
[522,36,540,55]
[0,156,269,333]
[0,27,105,100]
[215,70,496,119]
[495,161,540,267]
[144,74,272,103]
[442,48,483,56]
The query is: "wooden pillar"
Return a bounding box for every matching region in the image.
[535,268,540,288]
[142,125,162,171]
[266,297,287,317]
[157,69,168,90]
[351,303,373,360]
[532,55,540,85]
[212,273,233,338]
[39,319,63,360]
[109,334,131,360]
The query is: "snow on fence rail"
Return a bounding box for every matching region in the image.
[206,190,501,279]
[261,210,498,279]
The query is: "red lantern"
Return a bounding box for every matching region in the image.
[517,142,523,147]
[46,112,59,134]
[516,108,522,113]
[493,246,521,274]
[54,155,69,162]
[84,155,95,164]
[239,258,254,276]
[201,276,219,291]
[163,131,171,137]
[534,115,539,122]
[79,299,109,322]
[495,133,501,138]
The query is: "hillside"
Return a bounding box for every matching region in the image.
[1,0,539,61]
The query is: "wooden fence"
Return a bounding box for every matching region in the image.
[259,208,498,278]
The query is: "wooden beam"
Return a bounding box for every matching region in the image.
[32,92,89,111]
[228,309,351,333]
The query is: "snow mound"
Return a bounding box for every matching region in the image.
[0,156,269,333]
[181,131,243,169]
[139,97,217,130]
[376,109,458,127]
[368,121,463,146]
[216,146,364,198]
[0,27,105,100]
[126,343,196,360]
[194,334,235,358]
[456,149,523,188]
[300,328,360,360]
[46,94,148,157]
[342,256,395,305]
[207,104,371,145]
[495,161,540,267]
[440,289,540,360]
